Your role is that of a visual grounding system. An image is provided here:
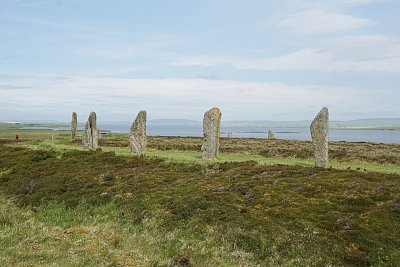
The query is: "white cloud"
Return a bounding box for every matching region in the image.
[344,0,384,5]
[171,55,235,67]
[278,9,372,34]
[171,35,400,72]
[281,0,386,10]
[0,12,127,36]
[78,35,187,60]
[0,74,371,121]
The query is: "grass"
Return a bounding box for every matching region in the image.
[1,130,400,266]
[0,195,184,266]
[100,135,400,165]
[16,139,400,175]
[0,123,65,139]
[0,142,399,265]
[146,148,400,174]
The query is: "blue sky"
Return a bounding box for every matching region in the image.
[1,0,399,122]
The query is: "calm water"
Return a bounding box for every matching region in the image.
[26,124,400,144]
[100,124,400,144]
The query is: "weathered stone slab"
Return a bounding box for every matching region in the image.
[96,128,101,140]
[82,121,91,148]
[310,107,329,168]
[268,130,274,140]
[89,112,99,148]
[71,112,77,140]
[227,132,233,138]
[130,110,147,155]
[201,107,221,159]
[82,112,99,149]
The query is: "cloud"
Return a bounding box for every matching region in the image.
[78,37,184,60]
[344,0,384,5]
[0,12,128,36]
[0,73,380,121]
[171,35,400,72]
[171,56,235,67]
[0,84,34,90]
[284,0,386,9]
[278,9,372,34]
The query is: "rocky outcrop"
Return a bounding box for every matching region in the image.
[201,107,221,159]
[310,107,329,168]
[130,110,147,155]
[268,130,274,140]
[71,112,77,140]
[82,112,99,149]
[82,121,91,148]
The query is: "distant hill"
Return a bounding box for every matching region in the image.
[148,119,201,126]
[330,118,400,128]
[147,118,399,129]
[2,118,399,130]
[146,119,312,127]
[221,120,311,127]
[224,119,400,128]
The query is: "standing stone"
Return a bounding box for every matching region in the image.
[268,130,274,140]
[310,107,329,168]
[129,110,147,155]
[201,107,221,159]
[89,112,99,148]
[82,112,99,149]
[82,121,91,148]
[96,128,101,140]
[71,112,77,140]
[93,128,99,147]
[227,132,233,138]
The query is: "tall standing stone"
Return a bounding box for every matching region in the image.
[71,112,77,140]
[201,107,221,159]
[129,110,147,155]
[82,121,91,148]
[268,130,274,140]
[96,128,101,140]
[82,112,99,149]
[310,107,329,168]
[89,112,99,148]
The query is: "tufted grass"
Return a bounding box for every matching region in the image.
[0,141,399,266]
[15,139,400,175]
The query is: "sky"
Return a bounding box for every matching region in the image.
[0,0,399,122]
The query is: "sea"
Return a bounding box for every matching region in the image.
[23,123,400,144]
[67,124,399,144]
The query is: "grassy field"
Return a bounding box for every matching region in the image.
[15,135,400,175]
[98,135,400,165]
[0,128,400,266]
